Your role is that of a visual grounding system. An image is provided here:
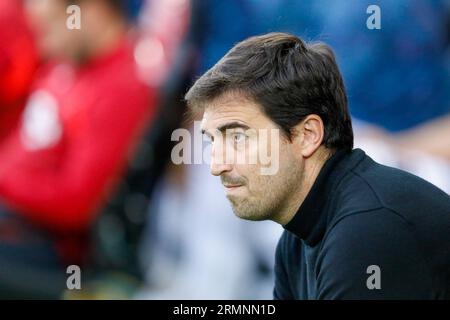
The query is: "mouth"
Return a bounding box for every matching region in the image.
[223,184,247,198]
[223,183,246,193]
[223,184,243,189]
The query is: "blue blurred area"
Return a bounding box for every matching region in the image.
[125,0,145,21]
[199,0,450,132]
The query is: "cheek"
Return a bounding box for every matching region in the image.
[233,163,262,190]
[278,142,298,165]
[278,147,304,185]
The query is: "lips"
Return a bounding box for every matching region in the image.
[221,175,246,192]
[223,184,242,188]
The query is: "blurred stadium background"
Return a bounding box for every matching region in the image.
[0,0,448,299]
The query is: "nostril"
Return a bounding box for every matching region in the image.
[210,161,232,176]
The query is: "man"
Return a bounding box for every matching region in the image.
[0,0,154,298]
[185,33,450,299]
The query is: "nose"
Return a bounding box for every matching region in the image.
[210,161,233,177]
[210,144,233,176]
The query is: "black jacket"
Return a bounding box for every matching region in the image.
[274,148,450,299]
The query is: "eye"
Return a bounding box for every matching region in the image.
[232,132,246,144]
[203,133,214,144]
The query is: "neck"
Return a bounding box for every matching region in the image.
[275,147,333,226]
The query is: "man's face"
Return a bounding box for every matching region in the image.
[200,93,304,222]
[24,0,82,60]
[25,0,114,62]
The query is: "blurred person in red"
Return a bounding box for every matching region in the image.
[0,0,155,298]
[0,0,38,141]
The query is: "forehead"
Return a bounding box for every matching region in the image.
[200,93,274,132]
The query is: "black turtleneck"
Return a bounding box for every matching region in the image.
[274,148,450,299]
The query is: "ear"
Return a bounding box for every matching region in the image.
[293,114,325,158]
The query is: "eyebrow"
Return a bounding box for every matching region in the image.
[201,121,251,136]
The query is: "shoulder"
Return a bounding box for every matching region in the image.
[317,208,433,299]
[323,207,418,257]
[333,154,450,227]
[350,155,450,210]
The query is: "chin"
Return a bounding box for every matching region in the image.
[229,196,279,222]
[230,202,269,222]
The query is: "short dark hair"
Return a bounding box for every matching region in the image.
[185,32,354,151]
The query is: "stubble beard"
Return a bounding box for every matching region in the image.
[226,177,297,222]
[227,161,303,223]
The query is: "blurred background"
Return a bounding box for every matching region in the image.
[0,0,448,299]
